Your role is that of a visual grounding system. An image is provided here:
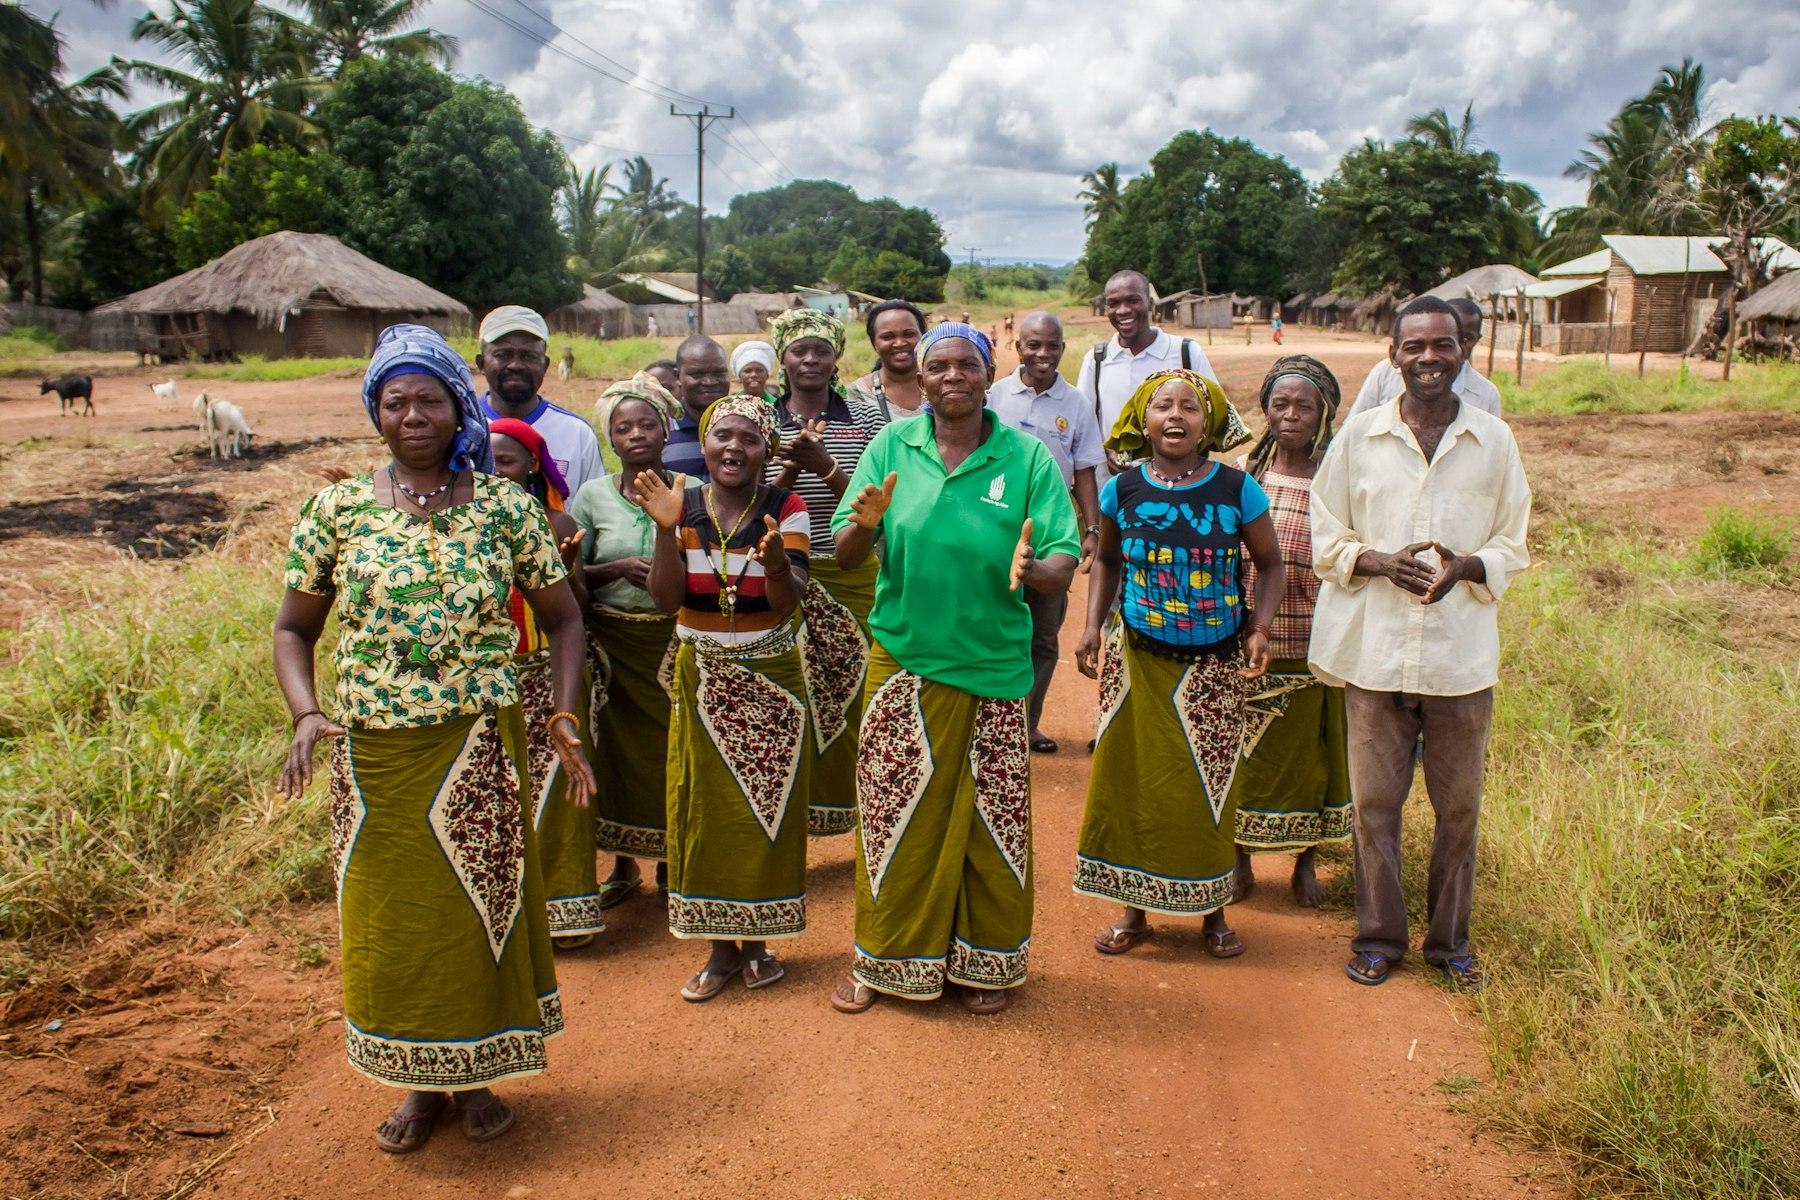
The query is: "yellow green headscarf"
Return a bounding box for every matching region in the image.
[699,392,782,453]
[768,307,845,394]
[1105,368,1250,460]
[594,371,682,438]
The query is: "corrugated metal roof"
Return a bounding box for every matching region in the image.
[1541,248,1613,277]
[1713,236,1800,273]
[1524,277,1603,299]
[1603,236,1728,275]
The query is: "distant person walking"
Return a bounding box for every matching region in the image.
[1075,270,1217,475]
[1225,356,1351,908]
[1313,296,1531,992]
[477,305,606,495]
[846,298,928,419]
[987,311,1104,753]
[272,325,593,1153]
[1348,297,1501,419]
[685,305,696,334]
[647,314,660,339]
[767,308,889,837]
[828,323,1080,1016]
[1073,369,1280,960]
[1270,312,1283,345]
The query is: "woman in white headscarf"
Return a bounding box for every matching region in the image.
[731,340,778,404]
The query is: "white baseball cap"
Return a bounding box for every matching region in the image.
[479,304,549,345]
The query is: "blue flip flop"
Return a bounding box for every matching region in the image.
[1345,951,1394,986]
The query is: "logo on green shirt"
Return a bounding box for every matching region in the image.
[982,473,1009,508]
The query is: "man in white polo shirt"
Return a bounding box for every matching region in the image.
[476,304,606,496]
[1347,297,1502,420]
[988,310,1104,754]
[1073,269,1217,472]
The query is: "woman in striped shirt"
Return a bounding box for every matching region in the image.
[638,395,814,1001]
[766,308,889,837]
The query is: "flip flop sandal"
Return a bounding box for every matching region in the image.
[552,933,596,951]
[459,1095,515,1143]
[1094,923,1156,955]
[744,954,786,990]
[374,1093,448,1154]
[679,963,744,1002]
[960,987,1009,1015]
[1205,929,1246,959]
[1345,951,1394,986]
[1029,735,1059,754]
[1436,956,1487,993]
[598,876,641,910]
[830,975,877,1014]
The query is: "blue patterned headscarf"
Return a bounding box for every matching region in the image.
[362,324,491,473]
[918,321,993,366]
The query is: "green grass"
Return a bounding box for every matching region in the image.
[1467,515,1800,1198]
[1497,359,1800,416]
[0,325,71,372]
[184,354,367,382]
[1692,506,1795,577]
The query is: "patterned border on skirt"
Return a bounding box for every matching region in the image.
[808,804,857,837]
[852,946,948,1000]
[1073,853,1234,917]
[1235,804,1353,851]
[546,893,606,936]
[947,936,1029,991]
[667,892,806,940]
[596,818,667,860]
[344,990,562,1091]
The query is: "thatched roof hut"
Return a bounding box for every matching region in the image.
[549,283,630,338]
[1424,264,1538,303]
[1350,287,1407,335]
[1736,270,1800,324]
[98,231,468,361]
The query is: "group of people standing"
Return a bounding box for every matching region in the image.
[272,273,1530,1154]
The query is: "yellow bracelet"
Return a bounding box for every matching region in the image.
[548,711,581,736]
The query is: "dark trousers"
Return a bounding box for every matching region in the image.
[1345,684,1493,965]
[1024,586,1068,733]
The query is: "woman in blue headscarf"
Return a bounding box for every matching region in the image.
[272,325,595,1154]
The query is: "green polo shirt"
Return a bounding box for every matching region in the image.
[832,410,1081,699]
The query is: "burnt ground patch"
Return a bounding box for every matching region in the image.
[0,479,230,557]
[164,434,355,470]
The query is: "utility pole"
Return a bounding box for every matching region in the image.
[669,103,735,334]
[963,246,981,268]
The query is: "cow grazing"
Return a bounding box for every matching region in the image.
[193,391,255,459]
[41,375,94,416]
[150,379,179,410]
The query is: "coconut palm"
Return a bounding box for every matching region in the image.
[294,0,458,73]
[611,155,680,236]
[559,162,653,282]
[1078,162,1122,230]
[117,0,321,212]
[1406,103,1477,153]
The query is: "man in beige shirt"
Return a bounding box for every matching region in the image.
[1309,295,1531,992]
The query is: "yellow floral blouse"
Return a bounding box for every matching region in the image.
[285,472,567,730]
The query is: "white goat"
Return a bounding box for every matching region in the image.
[193,391,255,459]
[557,346,574,382]
[150,379,178,411]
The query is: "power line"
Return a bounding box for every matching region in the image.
[737,118,799,182]
[461,0,692,107]
[490,0,731,110]
[545,126,685,161]
[671,104,735,334]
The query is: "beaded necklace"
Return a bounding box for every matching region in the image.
[703,483,760,616]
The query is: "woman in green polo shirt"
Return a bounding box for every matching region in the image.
[826,322,1081,1016]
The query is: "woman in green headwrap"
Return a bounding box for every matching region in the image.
[1072,368,1285,960]
[637,394,814,1001]
[766,307,890,837]
[1228,356,1351,906]
[571,372,688,908]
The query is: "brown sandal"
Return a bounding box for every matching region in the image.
[960,986,1009,1015]
[374,1093,449,1154]
[679,962,743,1002]
[830,974,877,1014]
[744,953,785,990]
[1205,929,1246,959]
[1094,923,1156,955]
[459,1094,515,1143]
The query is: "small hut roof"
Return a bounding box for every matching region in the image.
[98,231,468,325]
[552,283,628,317]
[1425,264,1538,300]
[1352,287,1404,319]
[1284,293,1313,307]
[1738,270,1800,323]
[1311,292,1341,307]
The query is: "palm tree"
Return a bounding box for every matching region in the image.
[559,162,651,281]
[1078,162,1123,230]
[1406,103,1477,153]
[295,0,458,73]
[117,0,321,212]
[0,7,125,301]
[611,155,679,236]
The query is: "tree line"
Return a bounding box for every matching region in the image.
[1078,59,1798,303]
[0,0,950,313]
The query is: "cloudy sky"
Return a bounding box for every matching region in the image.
[41,0,1800,261]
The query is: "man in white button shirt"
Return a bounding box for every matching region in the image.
[1346,297,1503,420]
[1309,296,1531,994]
[476,305,607,495]
[1074,270,1216,472]
[988,311,1104,753]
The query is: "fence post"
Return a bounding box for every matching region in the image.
[1514,288,1527,386]
[1603,289,1616,370]
[1638,286,1653,378]
[1722,286,1738,382]
[1487,293,1499,376]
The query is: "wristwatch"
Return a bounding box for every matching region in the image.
[1085,524,1100,536]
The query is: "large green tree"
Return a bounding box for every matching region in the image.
[296,0,457,74]
[169,144,345,266]
[1081,130,1310,298]
[709,179,949,300]
[58,190,177,307]
[118,0,320,213]
[320,56,576,312]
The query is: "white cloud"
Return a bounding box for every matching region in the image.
[27,0,1800,260]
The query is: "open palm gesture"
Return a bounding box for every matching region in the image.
[847,471,897,530]
[753,514,790,573]
[633,470,688,529]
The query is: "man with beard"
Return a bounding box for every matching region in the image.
[1347,297,1502,419]
[477,305,606,495]
[661,335,732,482]
[1310,296,1531,995]
[1075,270,1217,474]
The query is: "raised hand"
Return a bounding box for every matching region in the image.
[1009,516,1037,593]
[558,528,585,568]
[847,471,898,530]
[633,470,688,530]
[279,711,346,798]
[779,418,835,477]
[753,514,791,574]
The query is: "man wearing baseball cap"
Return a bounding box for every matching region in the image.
[477,304,606,496]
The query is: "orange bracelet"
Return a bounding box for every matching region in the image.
[548,711,581,736]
